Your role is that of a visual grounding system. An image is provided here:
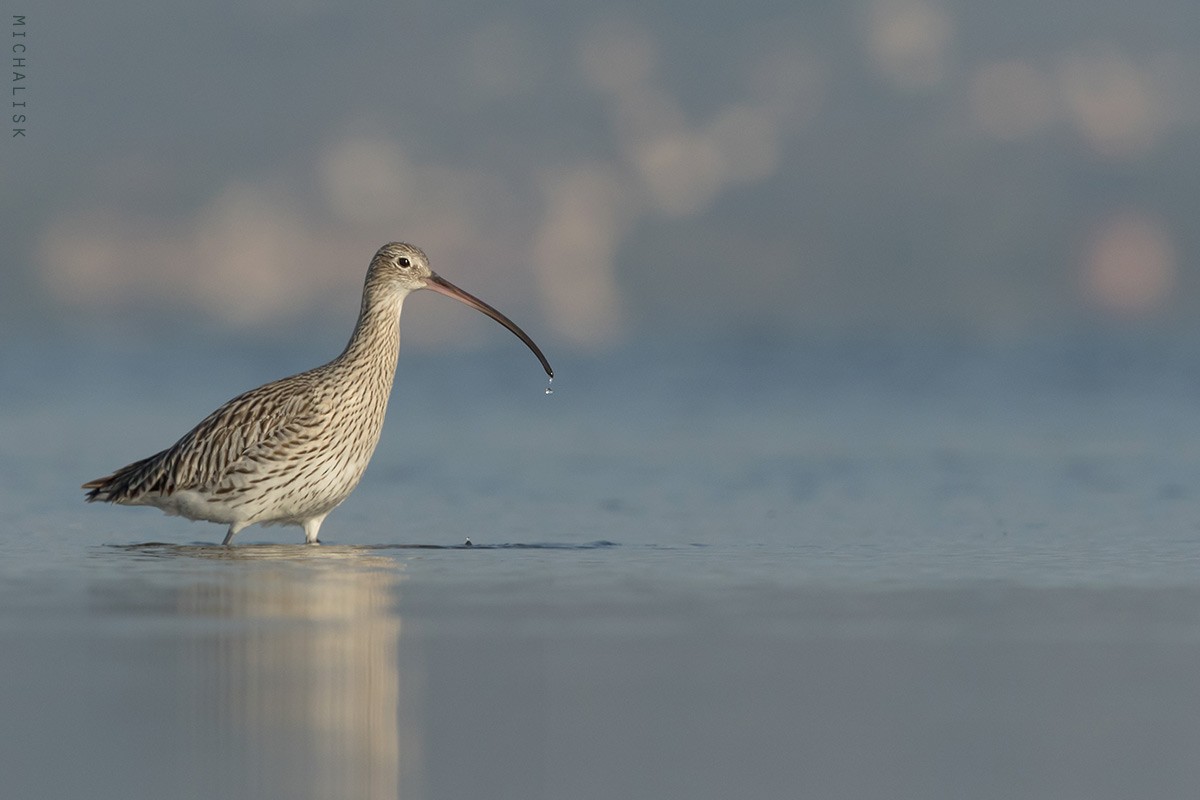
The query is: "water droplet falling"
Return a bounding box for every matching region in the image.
[545,376,554,396]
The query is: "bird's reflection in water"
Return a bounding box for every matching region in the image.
[161,544,416,800]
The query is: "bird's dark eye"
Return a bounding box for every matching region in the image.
[398,257,411,268]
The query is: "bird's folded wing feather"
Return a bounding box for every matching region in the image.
[168,383,330,492]
[88,377,331,501]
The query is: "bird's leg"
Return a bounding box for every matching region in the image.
[303,515,326,545]
[222,522,247,546]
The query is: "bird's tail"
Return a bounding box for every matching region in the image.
[82,451,169,503]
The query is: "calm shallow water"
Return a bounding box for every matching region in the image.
[3,331,1200,798]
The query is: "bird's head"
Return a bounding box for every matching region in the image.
[369,242,434,291]
[366,242,553,379]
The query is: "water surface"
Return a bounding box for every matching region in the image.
[3,333,1200,798]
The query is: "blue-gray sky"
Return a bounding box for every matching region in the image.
[5,0,1200,348]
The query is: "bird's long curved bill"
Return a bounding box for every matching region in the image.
[425,272,554,378]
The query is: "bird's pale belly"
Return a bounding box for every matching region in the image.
[150,450,373,527]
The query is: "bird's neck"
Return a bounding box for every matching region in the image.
[334,289,405,380]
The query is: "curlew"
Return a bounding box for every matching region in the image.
[83,242,553,545]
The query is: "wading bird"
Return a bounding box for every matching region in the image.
[83,242,553,545]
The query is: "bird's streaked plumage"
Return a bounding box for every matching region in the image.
[83,242,553,545]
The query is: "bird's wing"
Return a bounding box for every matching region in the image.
[169,378,331,491]
[85,374,331,502]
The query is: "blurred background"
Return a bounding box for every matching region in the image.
[5,0,1199,349]
[8,7,1200,799]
